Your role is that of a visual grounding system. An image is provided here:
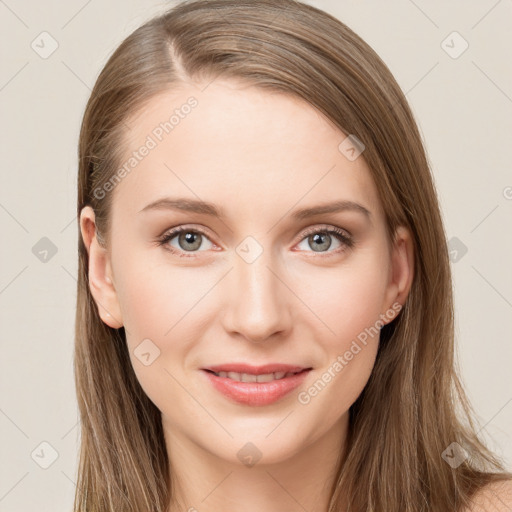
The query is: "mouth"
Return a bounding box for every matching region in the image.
[200,365,313,406]
[201,363,312,381]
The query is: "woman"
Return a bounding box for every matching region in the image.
[74,0,512,510]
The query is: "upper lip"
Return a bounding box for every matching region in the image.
[202,363,312,375]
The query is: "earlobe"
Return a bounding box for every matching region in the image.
[382,225,414,322]
[79,206,124,329]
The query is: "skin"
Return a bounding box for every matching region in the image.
[80,78,415,512]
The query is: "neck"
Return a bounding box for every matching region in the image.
[164,412,349,512]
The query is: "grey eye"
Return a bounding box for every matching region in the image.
[168,230,214,252]
[297,232,342,253]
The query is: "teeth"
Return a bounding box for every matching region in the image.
[214,371,299,382]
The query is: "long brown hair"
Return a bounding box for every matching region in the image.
[74,1,511,510]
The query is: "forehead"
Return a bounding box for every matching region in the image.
[113,79,382,224]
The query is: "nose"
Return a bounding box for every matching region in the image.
[221,251,292,344]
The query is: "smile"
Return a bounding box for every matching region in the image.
[202,368,312,406]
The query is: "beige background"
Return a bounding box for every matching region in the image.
[1,0,511,510]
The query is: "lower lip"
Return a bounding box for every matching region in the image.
[202,369,311,406]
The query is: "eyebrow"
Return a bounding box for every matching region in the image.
[138,197,372,221]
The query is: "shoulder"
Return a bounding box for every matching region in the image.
[464,479,512,511]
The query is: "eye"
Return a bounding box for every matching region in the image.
[157,226,215,256]
[295,225,354,256]
[156,224,354,258]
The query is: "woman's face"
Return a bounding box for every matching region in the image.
[81,78,413,466]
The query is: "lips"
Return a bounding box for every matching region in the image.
[201,363,313,406]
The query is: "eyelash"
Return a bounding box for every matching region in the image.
[156,224,354,259]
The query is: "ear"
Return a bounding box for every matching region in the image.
[79,206,124,329]
[381,225,414,324]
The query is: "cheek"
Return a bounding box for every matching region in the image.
[114,249,212,339]
[297,251,389,345]
[293,253,387,410]
[113,253,219,398]
[113,255,208,412]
